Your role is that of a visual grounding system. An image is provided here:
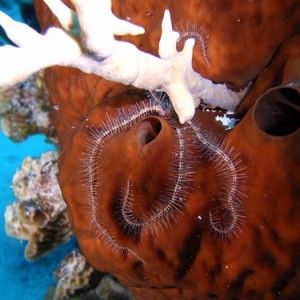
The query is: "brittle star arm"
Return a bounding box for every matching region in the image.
[0,0,247,123]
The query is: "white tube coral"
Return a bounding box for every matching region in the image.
[0,0,247,123]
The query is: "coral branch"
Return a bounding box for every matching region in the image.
[43,0,76,31]
[0,11,81,87]
[0,0,247,123]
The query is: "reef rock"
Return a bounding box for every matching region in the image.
[50,250,131,300]
[0,72,55,142]
[52,250,98,300]
[94,276,132,300]
[5,151,72,260]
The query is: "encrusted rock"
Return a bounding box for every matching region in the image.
[0,72,55,141]
[49,250,131,300]
[93,276,132,300]
[4,151,72,260]
[51,250,100,300]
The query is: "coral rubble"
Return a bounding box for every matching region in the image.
[49,250,131,300]
[0,72,55,142]
[51,250,99,300]
[5,151,72,260]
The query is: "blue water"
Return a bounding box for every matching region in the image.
[0,131,77,299]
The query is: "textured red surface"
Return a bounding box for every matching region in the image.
[34,1,300,299]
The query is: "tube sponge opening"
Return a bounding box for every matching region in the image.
[254,87,300,136]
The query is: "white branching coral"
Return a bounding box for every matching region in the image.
[0,0,247,123]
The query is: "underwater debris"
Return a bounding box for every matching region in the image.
[93,276,132,300]
[51,250,98,300]
[49,250,131,300]
[5,151,72,260]
[0,71,55,142]
[215,112,239,130]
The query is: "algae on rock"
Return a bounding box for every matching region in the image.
[5,151,72,260]
[0,72,55,142]
[48,250,132,300]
